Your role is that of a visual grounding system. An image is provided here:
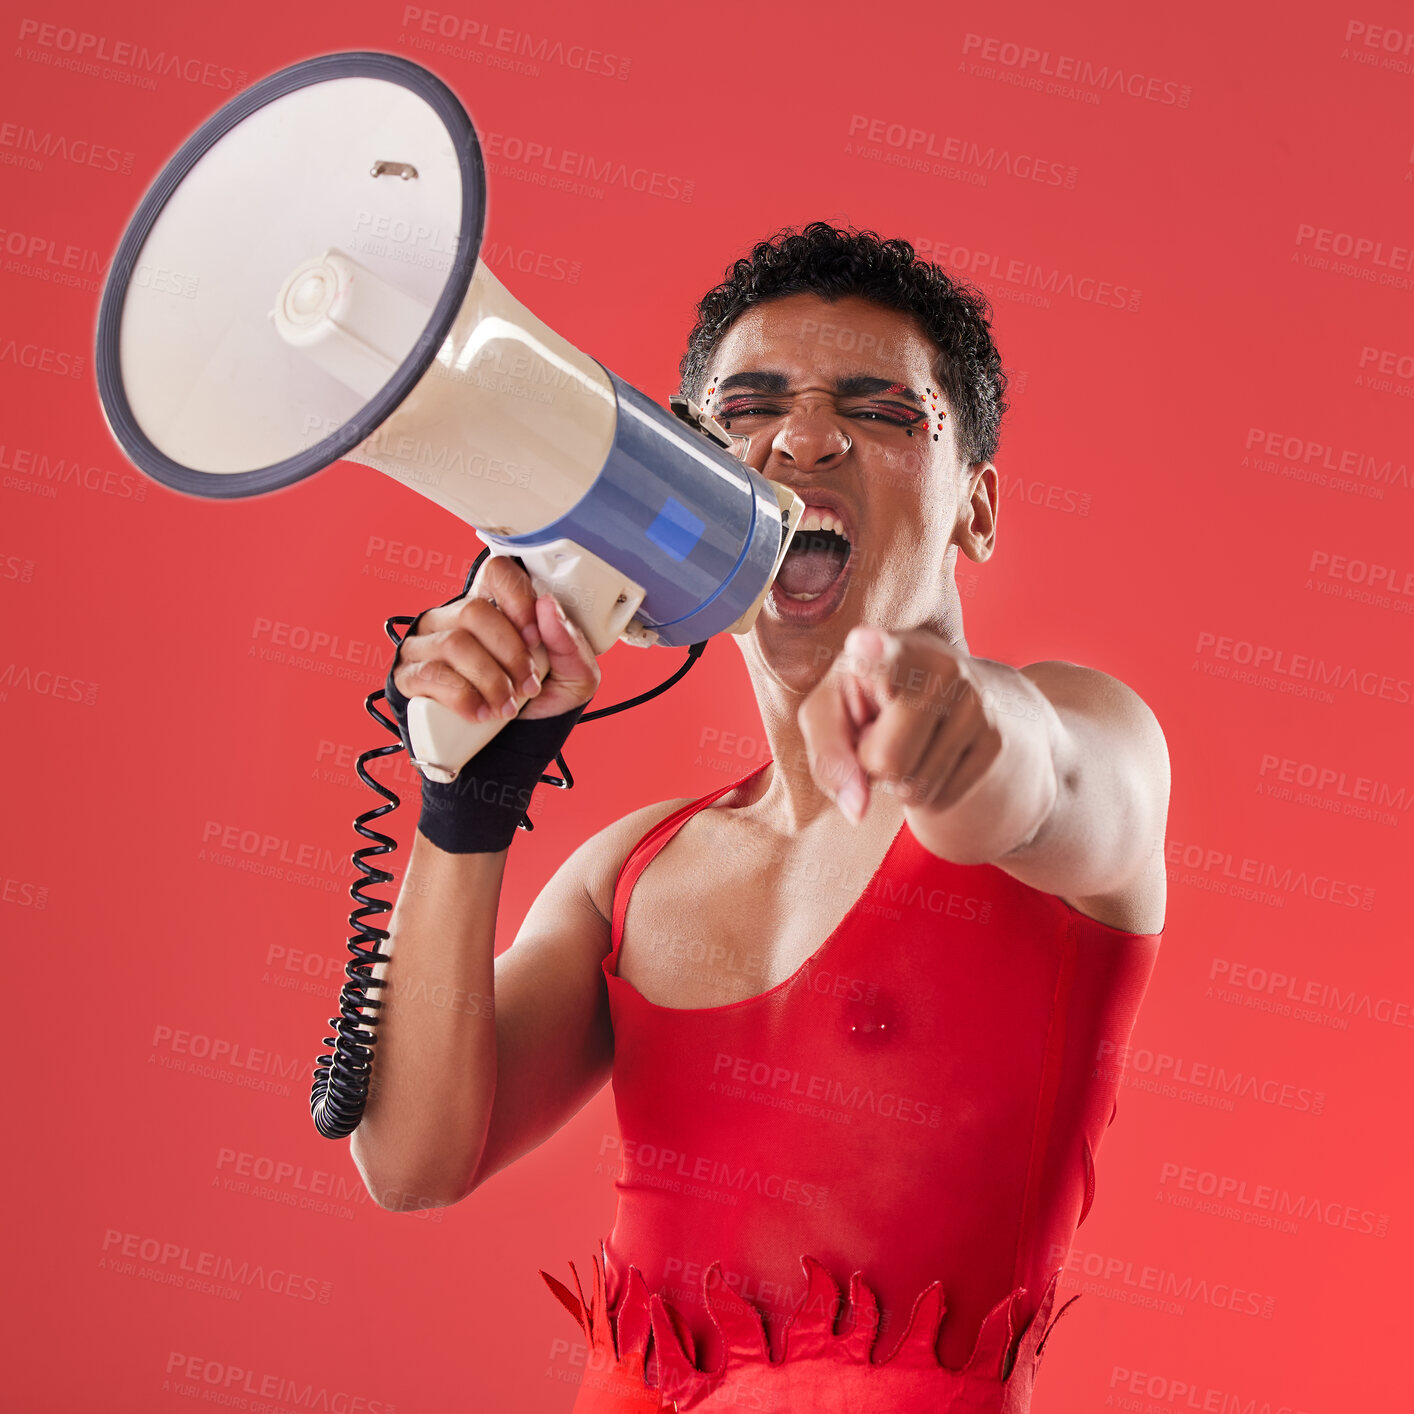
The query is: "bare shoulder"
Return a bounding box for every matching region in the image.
[1019,660,1167,742]
[1010,660,1170,935]
[561,793,701,936]
[507,790,700,968]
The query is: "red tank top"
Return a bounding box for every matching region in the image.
[541,760,1162,1413]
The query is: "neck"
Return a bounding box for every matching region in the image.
[737,591,969,835]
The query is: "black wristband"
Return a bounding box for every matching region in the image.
[384,612,587,854]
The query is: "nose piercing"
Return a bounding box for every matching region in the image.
[840,434,853,455]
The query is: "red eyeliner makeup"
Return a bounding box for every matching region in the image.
[701,374,942,439]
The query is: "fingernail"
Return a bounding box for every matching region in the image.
[476,704,491,722]
[846,627,884,658]
[521,672,540,696]
[521,622,540,648]
[500,698,518,719]
[839,777,866,825]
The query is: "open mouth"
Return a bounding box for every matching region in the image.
[774,515,852,602]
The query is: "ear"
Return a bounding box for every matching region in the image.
[955,461,998,564]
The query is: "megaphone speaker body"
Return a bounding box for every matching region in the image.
[95,51,803,780]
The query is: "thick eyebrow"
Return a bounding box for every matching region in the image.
[835,375,924,407]
[715,371,924,407]
[715,371,791,395]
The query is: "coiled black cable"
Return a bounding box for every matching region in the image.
[310,547,708,1139]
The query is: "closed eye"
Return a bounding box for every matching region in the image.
[849,407,924,426]
[716,400,922,426]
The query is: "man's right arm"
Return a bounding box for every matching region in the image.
[349,795,688,1212]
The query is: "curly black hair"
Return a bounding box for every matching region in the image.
[678,221,1009,466]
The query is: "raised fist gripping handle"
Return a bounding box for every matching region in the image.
[405,636,550,784]
[404,540,647,784]
[313,536,709,1137]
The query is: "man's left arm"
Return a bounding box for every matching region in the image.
[798,630,1171,903]
[930,658,1170,903]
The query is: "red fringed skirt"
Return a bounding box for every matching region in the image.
[540,1244,1079,1413]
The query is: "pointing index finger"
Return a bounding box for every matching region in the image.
[799,664,869,826]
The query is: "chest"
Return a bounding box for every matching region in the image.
[615,810,904,1009]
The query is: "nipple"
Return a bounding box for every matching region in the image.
[844,991,898,1043]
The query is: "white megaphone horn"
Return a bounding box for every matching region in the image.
[94,50,804,783]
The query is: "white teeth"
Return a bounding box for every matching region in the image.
[798,508,848,538]
[779,508,848,605]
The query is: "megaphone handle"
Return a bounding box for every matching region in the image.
[406,637,552,784]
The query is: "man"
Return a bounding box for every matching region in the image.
[356,222,1170,1413]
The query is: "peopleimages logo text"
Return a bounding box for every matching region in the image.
[481,131,692,202]
[1194,630,1413,706]
[960,33,1191,106]
[16,19,248,90]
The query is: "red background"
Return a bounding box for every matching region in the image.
[4,1,1411,1409]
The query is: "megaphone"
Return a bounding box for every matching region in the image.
[94,49,804,783]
